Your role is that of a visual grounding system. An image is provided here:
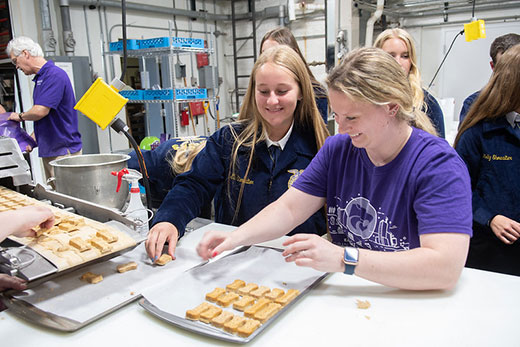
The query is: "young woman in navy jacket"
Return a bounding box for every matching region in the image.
[146,45,329,261]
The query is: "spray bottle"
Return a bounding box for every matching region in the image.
[112,168,149,236]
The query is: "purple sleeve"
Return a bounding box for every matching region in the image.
[292,135,334,198]
[34,71,66,109]
[413,144,473,237]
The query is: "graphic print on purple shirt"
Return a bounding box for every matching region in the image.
[293,128,473,252]
[329,195,409,251]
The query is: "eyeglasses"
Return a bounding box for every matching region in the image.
[11,50,26,66]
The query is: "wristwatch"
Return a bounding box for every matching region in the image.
[18,112,24,121]
[343,246,359,275]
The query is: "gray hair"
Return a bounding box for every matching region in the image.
[6,36,44,57]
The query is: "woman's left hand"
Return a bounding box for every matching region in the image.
[282,234,345,273]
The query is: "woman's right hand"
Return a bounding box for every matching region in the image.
[196,230,238,260]
[145,222,179,262]
[490,215,520,245]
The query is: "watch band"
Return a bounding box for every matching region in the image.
[343,246,359,275]
[343,263,356,275]
[18,112,24,121]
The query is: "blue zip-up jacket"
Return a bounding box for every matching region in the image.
[153,123,327,238]
[458,90,480,124]
[424,89,445,138]
[314,84,328,124]
[128,137,207,208]
[455,117,520,229]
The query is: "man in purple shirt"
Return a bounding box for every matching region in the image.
[6,36,82,182]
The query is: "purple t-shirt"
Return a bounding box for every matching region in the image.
[33,60,82,157]
[292,128,473,251]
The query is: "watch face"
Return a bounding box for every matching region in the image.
[344,247,359,265]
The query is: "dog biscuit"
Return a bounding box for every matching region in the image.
[205,287,226,302]
[69,237,91,252]
[80,271,103,284]
[275,289,300,306]
[233,295,255,311]
[250,285,270,298]
[244,297,270,318]
[186,302,212,320]
[217,292,239,307]
[96,229,118,243]
[199,304,222,323]
[90,238,112,253]
[59,222,78,232]
[264,288,285,301]
[210,311,234,328]
[117,261,138,273]
[237,318,261,337]
[238,283,258,295]
[223,315,247,334]
[226,279,246,293]
[254,302,282,323]
[155,254,172,266]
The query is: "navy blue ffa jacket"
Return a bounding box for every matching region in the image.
[455,117,520,230]
[128,137,207,208]
[423,89,445,138]
[459,90,480,123]
[153,123,327,238]
[314,84,329,124]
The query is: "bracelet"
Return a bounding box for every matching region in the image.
[18,112,24,121]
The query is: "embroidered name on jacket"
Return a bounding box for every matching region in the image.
[482,154,513,161]
[230,173,253,184]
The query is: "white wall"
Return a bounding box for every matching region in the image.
[10,1,520,154]
[403,9,520,131]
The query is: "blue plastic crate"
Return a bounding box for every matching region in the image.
[119,90,144,100]
[171,37,204,49]
[109,39,139,51]
[138,37,171,49]
[143,89,174,101]
[175,88,208,100]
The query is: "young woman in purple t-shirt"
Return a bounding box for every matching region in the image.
[196,48,472,291]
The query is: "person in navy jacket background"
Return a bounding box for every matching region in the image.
[128,136,207,209]
[374,28,445,138]
[145,45,329,261]
[455,44,520,276]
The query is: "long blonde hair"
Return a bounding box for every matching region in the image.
[454,44,520,148]
[167,138,207,174]
[229,45,329,220]
[326,47,437,135]
[374,28,427,117]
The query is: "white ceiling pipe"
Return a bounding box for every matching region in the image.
[365,0,384,47]
[299,3,325,12]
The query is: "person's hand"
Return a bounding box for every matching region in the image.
[7,112,20,122]
[25,144,33,152]
[9,205,55,238]
[196,230,238,260]
[282,234,345,273]
[145,222,179,262]
[0,274,27,292]
[490,215,520,245]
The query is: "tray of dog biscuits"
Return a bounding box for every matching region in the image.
[1,186,137,276]
[140,245,328,343]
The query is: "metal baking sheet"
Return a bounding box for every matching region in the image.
[0,219,219,332]
[139,246,329,344]
[2,221,142,287]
